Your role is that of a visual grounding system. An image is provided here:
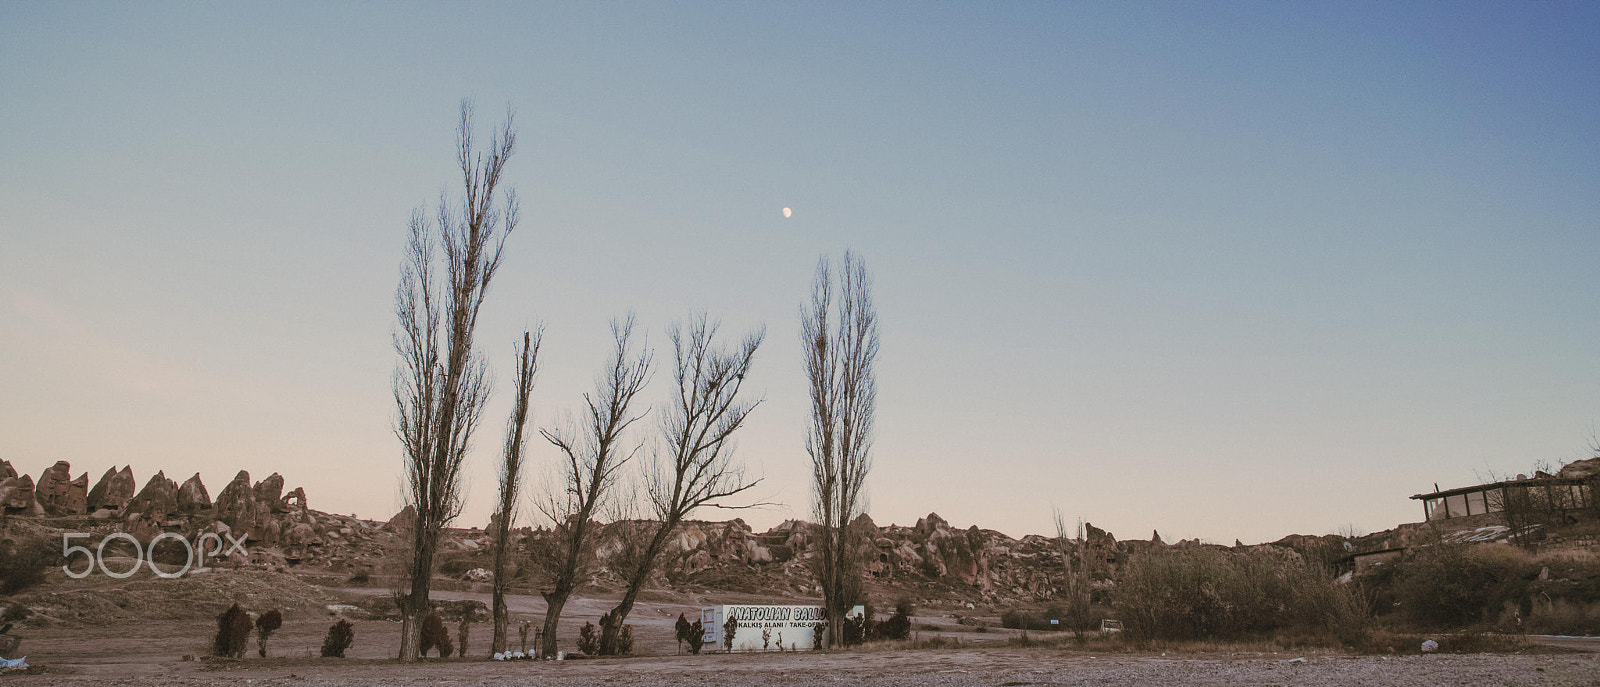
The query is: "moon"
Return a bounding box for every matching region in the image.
[782,207,792,218]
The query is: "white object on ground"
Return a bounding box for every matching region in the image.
[1421,639,1439,653]
[0,656,26,670]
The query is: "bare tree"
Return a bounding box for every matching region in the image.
[535,315,652,658]
[1052,509,1094,642]
[802,250,879,648]
[392,101,518,661]
[491,328,542,654]
[597,314,766,655]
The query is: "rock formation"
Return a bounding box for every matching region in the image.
[35,460,88,515]
[127,471,179,519]
[213,470,257,532]
[0,474,42,515]
[177,473,211,512]
[1558,457,1600,480]
[87,465,136,513]
[385,504,416,533]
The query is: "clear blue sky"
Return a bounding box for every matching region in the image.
[3,2,1598,544]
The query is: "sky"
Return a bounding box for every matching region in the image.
[2,2,1598,545]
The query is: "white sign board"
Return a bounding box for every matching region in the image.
[700,604,863,652]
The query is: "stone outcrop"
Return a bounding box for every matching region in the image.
[87,466,136,513]
[127,471,179,519]
[253,472,285,512]
[211,470,308,545]
[0,460,15,480]
[1558,457,1600,480]
[213,470,256,531]
[177,473,211,512]
[0,474,43,515]
[385,504,416,533]
[35,460,88,515]
[283,486,307,511]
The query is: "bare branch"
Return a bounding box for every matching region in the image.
[536,314,653,658]
[392,102,518,661]
[804,250,878,648]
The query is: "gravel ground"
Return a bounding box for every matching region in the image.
[6,648,1598,686]
[6,586,1597,686]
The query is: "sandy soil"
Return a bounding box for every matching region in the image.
[4,588,1597,686]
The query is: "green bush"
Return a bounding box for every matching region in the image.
[321,619,354,657]
[1113,545,1365,643]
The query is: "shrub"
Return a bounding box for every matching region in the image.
[687,620,706,654]
[213,604,253,657]
[457,618,470,658]
[347,571,371,585]
[1113,545,1365,643]
[1527,598,1600,636]
[911,635,962,650]
[879,610,912,640]
[1390,544,1533,629]
[577,621,599,655]
[878,598,913,640]
[1001,606,1072,632]
[841,614,864,646]
[722,615,738,652]
[438,557,474,577]
[321,619,354,657]
[2,603,30,623]
[674,613,692,652]
[617,624,634,655]
[255,609,282,657]
[841,604,872,646]
[419,612,453,658]
[812,620,826,649]
[0,537,54,595]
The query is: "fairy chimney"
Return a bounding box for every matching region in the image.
[87,466,137,512]
[176,473,212,512]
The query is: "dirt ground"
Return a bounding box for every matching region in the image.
[5,587,1598,686]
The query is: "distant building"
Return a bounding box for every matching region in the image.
[1409,460,1598,522]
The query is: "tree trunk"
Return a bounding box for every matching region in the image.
[399,535,436,660]
[599,522,674,654]
[492,591,507,654]
[539,592,567,658]
[491,531,509,653]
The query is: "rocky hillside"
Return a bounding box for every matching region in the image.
[0,459,1448,609]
